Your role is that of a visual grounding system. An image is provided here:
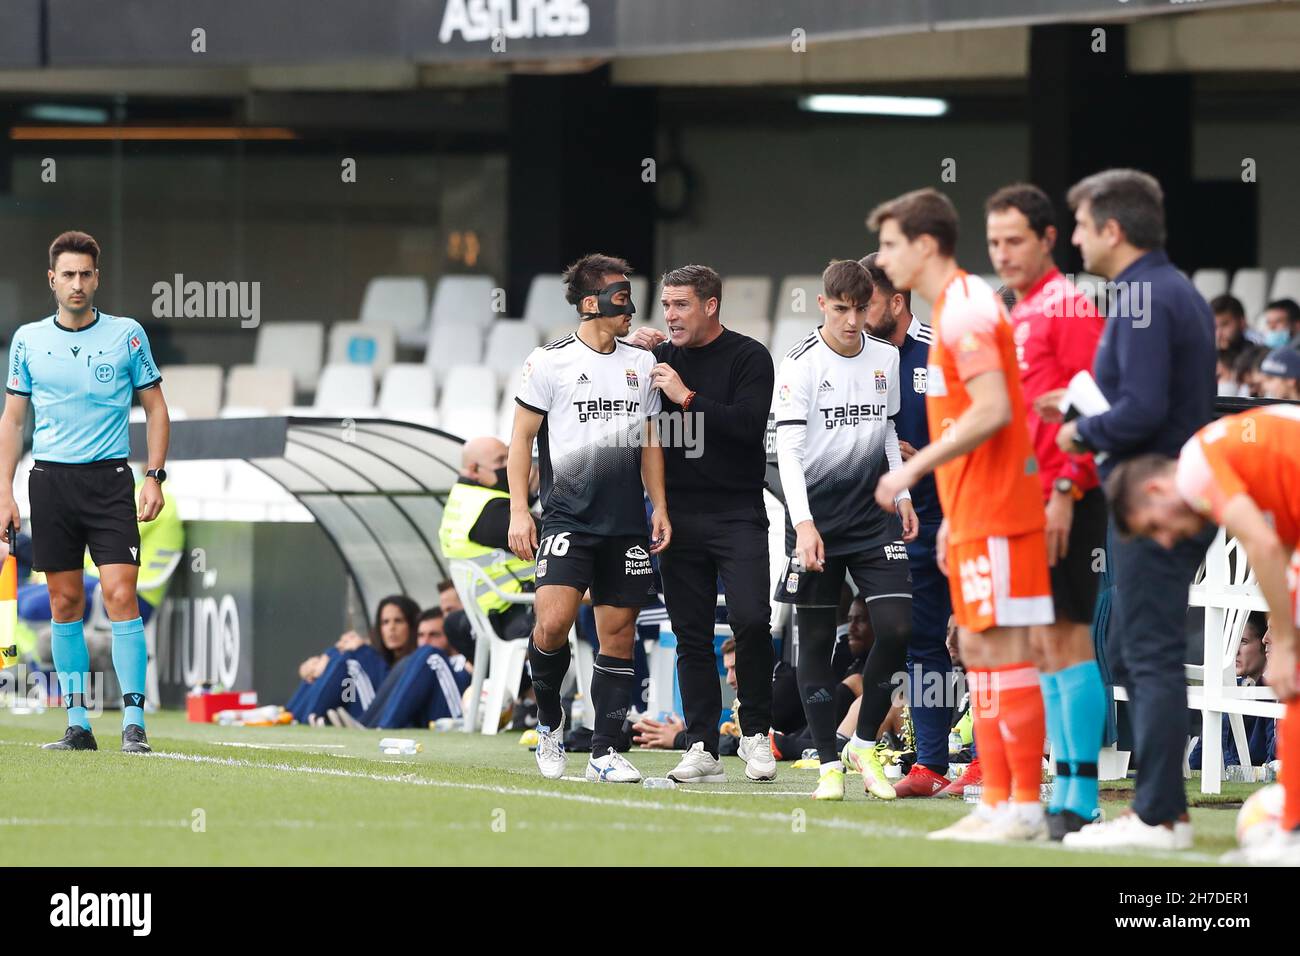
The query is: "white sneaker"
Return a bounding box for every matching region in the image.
[534,715,567,780]
[586,748,643,783]
[1223,826,1300,866]
[928,804,1006,842]
[737,733,777,782]
[988,804,1048,842]
[666,742,726,784]
[1062,813,1190,851]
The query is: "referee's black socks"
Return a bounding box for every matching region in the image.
[527,638,570,731]
[591,654,636,755]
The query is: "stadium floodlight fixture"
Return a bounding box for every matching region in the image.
[797,94,949,118]
[23,104,109,124]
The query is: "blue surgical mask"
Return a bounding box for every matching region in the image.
[1264,329,1291,349]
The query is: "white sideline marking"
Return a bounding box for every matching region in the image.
[215,741,348,750]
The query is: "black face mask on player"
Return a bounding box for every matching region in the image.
[579,281,636,321]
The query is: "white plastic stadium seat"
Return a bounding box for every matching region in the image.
[1192,268,1228,303]
[628,276,649,316]
[770,317,817,358]
[773,274,824,322]
[429,275,499,332]
[496,391,517,442]
[359,276,428,349]
[725,316,772,347]
[1269,267,1300,306]
[437,364,498,438]
[521,274,571,328]
[328,321,396,378]
[482,320,540,386]
[225,365,294,414]
[312,363,376,414]
[1230,268,1269,323]
[424,319,484,374]
[378,363,438,426]
[159,364,222,418]
[722,276,773,322]
[254,321,324,394]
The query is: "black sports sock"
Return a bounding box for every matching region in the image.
[527,639,570,729]
[794,605,839,764]
[857,597,912,739]
[591,654,636,756]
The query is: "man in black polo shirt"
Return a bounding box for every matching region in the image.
[629,264,777,783]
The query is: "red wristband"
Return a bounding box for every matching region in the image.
[681,390,697,411]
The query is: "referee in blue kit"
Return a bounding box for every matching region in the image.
[0,231,171,753]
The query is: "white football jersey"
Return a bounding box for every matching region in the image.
[772,327,902,553]
[515,331,661,536]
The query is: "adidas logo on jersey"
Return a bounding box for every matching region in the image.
[818,379,834,392]
[576,373,590,385]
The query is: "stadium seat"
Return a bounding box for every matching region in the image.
[496,392,516,441]
[1230,268,1269,321]
[359,276,429,349]
[542,323,576,345]
[770,316,817,358]
[1269,267,1300,305]
[725,316,771,347]
[521,274,571,328]
[327,320,396,378]
[773,274,824,321]
[225,365,294,413]
[482,320,540,385]
[312,363,376,414]
[437,364,498,438]
[424,318,485,373]
[428,274,500,333]
[254,321,324,395]
[158,364,222,418]
[723,275,773,322]
[378,363,438,426]
[1192,268,1229,302]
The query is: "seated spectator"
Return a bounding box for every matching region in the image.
[285,595,419,725]
[1189,612,1275,770]
[1262,297,1300,350]
[1212,294,1262,361]
[1234,344,1271,398]
[1257,347,1300,401]
[438,436,538,655]
[328,632,472,730]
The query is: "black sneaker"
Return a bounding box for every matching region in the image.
[121,724,152,754]
[1047,809,1092,842]
[42,725,98,751]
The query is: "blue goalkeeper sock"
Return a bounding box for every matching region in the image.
[1040,671,1068,812]
[1057,660,1105,819]
[111,617,148,730]
[51,619,91,730]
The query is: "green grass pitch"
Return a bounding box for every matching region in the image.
[0,710,1256,866]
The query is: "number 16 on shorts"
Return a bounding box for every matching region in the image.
[535,531,570,579]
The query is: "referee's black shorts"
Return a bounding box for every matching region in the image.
[28,458,141,572]
[1050,486,1107,625]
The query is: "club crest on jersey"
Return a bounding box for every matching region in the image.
[779,384,791,403]
[95,363,115,383]
[912,367,927,394]
[874,369,887,392]
[625,368,638,389]
[536,559,548,578]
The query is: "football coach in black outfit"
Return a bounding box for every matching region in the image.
[629,265,777,783]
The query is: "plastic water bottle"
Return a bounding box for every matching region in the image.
[379,737,421,756]
[963,785,983,804]
[948,731,963,755]
[643,777,677,790]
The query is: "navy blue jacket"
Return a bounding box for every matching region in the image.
[1075,250,1216,477]
[894,316,942,527]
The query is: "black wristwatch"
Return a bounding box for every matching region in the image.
[146,467,167,484]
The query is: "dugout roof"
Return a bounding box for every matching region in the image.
[129,416,464,617]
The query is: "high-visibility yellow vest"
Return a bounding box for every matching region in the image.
[0,545,16,668]
[439,481,535,614]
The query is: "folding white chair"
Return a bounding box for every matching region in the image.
[451,558,593,735]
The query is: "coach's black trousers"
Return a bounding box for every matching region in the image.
[1107,521,1216,826]
[660,505,774,757]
